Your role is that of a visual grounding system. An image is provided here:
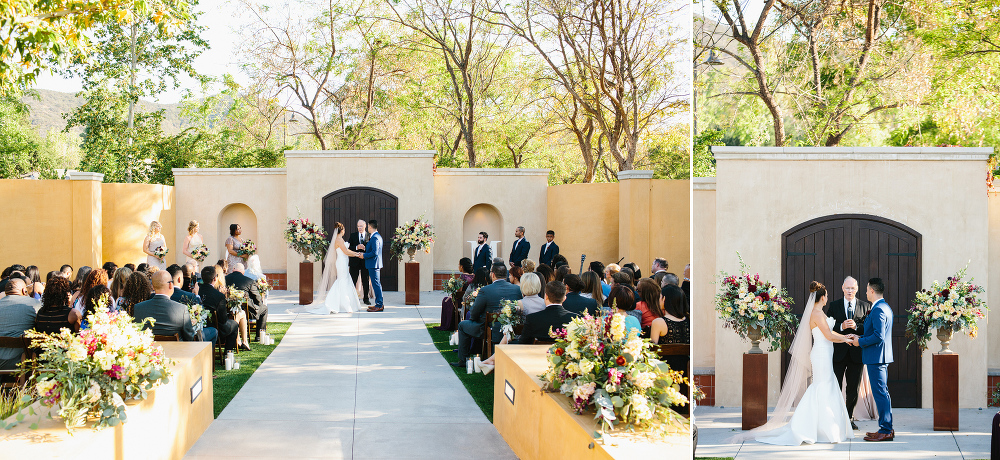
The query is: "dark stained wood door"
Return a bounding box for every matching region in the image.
[322,187,398,291]
[781,214,921,407]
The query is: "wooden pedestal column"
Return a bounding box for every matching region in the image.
[933,353,959,431]
[405,262,420,305]
[299,262,313,305]
[743,353,768,430]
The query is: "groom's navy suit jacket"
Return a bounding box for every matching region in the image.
[363,231,383,269]
[858,299,893,365]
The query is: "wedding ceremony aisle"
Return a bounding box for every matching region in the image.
[185,291,516,459]
[695,406,993,460]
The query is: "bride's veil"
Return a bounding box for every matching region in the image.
[726,292,816,443]
[314,228,341,302]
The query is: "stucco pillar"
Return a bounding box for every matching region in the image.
[68,172,104,270]
[617,170,653,271]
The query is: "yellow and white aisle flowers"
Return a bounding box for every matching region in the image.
[497,299,524,338]
[3,299,173,432]
[539,311,688,439]
[715,254,797,351]
[906,266,987,352]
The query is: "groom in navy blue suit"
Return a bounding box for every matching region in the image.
[850,277,894,441]
[363,219,384,312]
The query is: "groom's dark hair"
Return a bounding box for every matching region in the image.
[868,277,885,295]
[367,219,378,229]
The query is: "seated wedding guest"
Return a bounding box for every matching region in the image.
[72,268,108,313]
[589,261,610,296]
[521,259,536,273]
[650,258,667,278]
[45,271,60,285]
[81,285,113,325]
[120,271,153,316]
[651,285,688,345]
[551,253,569,269]
[226,263,266,342]
[133,271,196,341]
[555,265,570,282]
[662,272,680,287]
[518,281,576,344]
[519,273,546,315]
[562,274,599,316]
[200,266,241,351]
[34,277,81,334]
[109,267,132,310]
[682,264,691,299]
[607,284,641,337]
[451,264,522,368]
[102,262,118,283]
[581,271,604,307]
[167,265,201,306]
[70,266,92,295]
[611,271,641,307]
[604,263,621,293]
[0,278,39,370]
[24,266,43,300]
[123,263,135,272]
[461,268,490,320]
[181,263,199,294]
[538,230,559,267]
[508,265,523,286]
[60,264,73,278]
[635,278,662,328]
[215,259,230,280]
[436,258,474,331]
[535,264,555,285]
[620,265,637,285]
[203,263,250,349]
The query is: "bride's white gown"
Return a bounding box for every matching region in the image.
[307,247,360,314]
[756,316,854,445]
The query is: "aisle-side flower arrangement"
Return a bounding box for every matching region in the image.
[539,312,688,437]
[188,303,211,333]
[153,247,168,260]
[905,266,987,352]
[190,244,210,262]
[237,240,257,258]
[497,299,524,338]
[715,255,797,351]
[256,277,272,295]
[442,275,465,297]
[389,216,435,261]
[464,287,480,309]
[227,289,249,315]
[5,300,173,432]
[284,215,328,262]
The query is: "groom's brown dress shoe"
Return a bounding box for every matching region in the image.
[864,431,894,442]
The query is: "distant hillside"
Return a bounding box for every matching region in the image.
[21,89,189,136]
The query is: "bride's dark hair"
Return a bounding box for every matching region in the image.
[809,281,826,299]
[333,222,345,235]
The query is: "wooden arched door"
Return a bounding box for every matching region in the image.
[781,214,921,407]
[322,187,398,291]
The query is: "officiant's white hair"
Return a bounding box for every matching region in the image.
[843,276,858,285]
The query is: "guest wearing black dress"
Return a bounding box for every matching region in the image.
[651,284,690,417]
[435,258,474,331]
[34,277,81,334]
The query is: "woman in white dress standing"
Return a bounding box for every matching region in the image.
[183,220,204,272]
[729,281,856,446]
[143,221,167,271]
[309,222,362,314]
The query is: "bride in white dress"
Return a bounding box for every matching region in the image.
[729,281,856,446]
[308,222,362,314]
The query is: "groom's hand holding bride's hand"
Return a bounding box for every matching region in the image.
[844,334,860,346]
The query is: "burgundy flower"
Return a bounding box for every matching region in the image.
[616,356,626,366]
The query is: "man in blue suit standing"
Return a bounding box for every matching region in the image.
[508,226,530,268]
[363,219,384,312]
[472,231,492,273]
[849,277,894,441]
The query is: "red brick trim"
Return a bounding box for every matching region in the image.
[694,374,715,407]
[264,272,287,290]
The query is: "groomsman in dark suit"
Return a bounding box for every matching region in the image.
[348,219,371,305]
[508,226,530,268]
[830,276,870,431]
[472,231,492,273]
[538,230,559,267]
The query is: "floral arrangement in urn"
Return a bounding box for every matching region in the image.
[905,266,987,353]
[2,300,173,432]
[389,216,435,262]
[237,240,257,258]
[715,255,797,353]
[190,244,210,262]
[284,215,328,262]
[539,311,688,437]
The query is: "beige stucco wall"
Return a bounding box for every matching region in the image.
[284,151,436,292]
[710,147,990,408]
[172,169,287,273]
[546,183,620,271]
[693,178,716,370]
[433,169,549,274]
[988,192,1000,372]
[102,182,175,268]
[0,179,74,273]
[650,179,691,274]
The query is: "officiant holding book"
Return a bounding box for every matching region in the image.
[349,219,372,306]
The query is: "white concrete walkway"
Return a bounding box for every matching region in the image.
[185,290,516,460]
[695,406,994,460]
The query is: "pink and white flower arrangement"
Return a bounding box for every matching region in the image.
[389,216,435,261]
[284,215,328,262]
[715,254,797,351]
[237,240,257,258]
[190,244,210,262]
[153,246,168,260]
[906,266,987,352]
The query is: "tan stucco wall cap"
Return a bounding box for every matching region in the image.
[435,168,550,176]
[66,171,105,181]
[617,170,655,180]
[693,177,717,190]
[172,168,287,175]
[283,150,435,158]
[711,146,992,160]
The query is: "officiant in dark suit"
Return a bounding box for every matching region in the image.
[829,275,870,430]
[348,219,372,305]
[508,226,530,267]
[538,230,559,266]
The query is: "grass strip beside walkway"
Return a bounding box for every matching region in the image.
[425,323,495,422]
[212,322,290,418]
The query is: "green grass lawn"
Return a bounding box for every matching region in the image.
[425,323,495,422]
[212,322,290,418]
[696,458,734,460]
